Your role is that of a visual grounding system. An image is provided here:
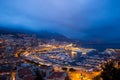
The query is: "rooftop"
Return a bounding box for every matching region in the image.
[47,72,66,79]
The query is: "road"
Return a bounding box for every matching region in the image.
[10,70,16,80]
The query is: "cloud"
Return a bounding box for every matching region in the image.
[0,0,120,42]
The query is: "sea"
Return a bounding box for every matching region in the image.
[80,44,120,51]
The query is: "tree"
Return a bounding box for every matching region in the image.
[69,68,76,72]
[94,60,120,80]
[35,69,43,80]
[62,67,67,71]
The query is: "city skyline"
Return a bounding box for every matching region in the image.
[0,1,120,79]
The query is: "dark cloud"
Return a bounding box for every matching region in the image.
[0,0,120,42]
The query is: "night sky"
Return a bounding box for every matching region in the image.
[0,0,120,42]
